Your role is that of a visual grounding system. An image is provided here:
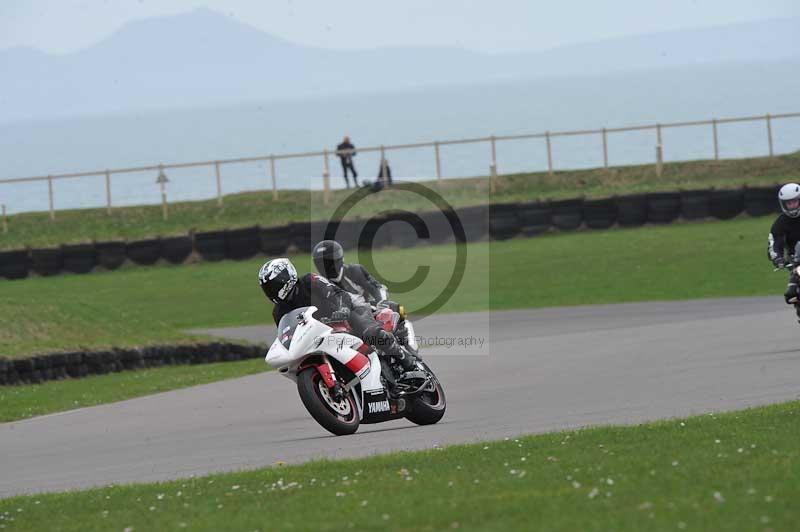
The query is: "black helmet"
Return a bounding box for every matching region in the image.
[258,258,298,303]
[312,240,344,282]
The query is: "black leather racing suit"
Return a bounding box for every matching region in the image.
[331,264,388,306]
[272,273,401,358]
[767,214,800,304]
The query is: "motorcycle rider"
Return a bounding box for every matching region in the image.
[258,257,417,375]
[768,183,800,320]
[311,240,387,306]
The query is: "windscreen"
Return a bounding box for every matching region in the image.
[276,307,309,349]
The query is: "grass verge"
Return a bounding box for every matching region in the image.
[1,400,798,530]
[0,359,266,423]
[0,215,783,358]
[1,152,798,249]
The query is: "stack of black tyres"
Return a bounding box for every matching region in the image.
[680,189,711,220]
[744,185,779,217]
[550,199,583,231]
[287,222,313,253]
[308,220,335,251]
[225,226,260,260]
[582,198,617,229]
[95,241,127,270]
[420,209,452,244]
[454,204,489,243]
[330,219,362,250]
[709,189,744,220]
[161,235,193,264]
[61,243,96,274]
[517,201,551,236]
[384,211,424,248]
[194,231,227,261]
[260,225,290,255]
[127,239,161,265]
[0,249,28,280]
[489,203,521,240]
[30,248,62,276]
[358,217,384,249]
[646,192,681,224]
[615,194,648,227]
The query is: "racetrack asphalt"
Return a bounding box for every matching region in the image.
[2,296,799,498]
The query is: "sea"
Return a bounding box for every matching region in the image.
[1,59,799,215]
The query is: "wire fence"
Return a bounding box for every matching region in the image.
[1,110,798,222]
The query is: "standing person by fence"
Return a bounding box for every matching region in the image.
[336,136,358,188]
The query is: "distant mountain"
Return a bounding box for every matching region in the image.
[1,8,798,123]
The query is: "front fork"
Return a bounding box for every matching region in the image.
[316,355,345,400]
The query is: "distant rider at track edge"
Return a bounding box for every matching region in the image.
[768,183,800,321]
[258,258,418,379]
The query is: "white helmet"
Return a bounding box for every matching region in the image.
[258,258,298,302]
[779,183,800,218]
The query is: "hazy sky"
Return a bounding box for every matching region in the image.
[1,0,798,54]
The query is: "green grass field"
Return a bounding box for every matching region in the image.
[0,359,265,423]
[0,215,783,359]
[1,215,786,421]
[1,152,798,250]
[2,400,797,530]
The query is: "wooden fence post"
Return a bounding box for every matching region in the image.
[47,175,55,221]
[323,150,331,206]
[105,170,112,214]
[602,128,608,168]
[766,114,774,157]
[269,156,278,200]
[434,141,442,183]
[215,161,223,207]
[655,124,663,177]
[712,119,719,161]
[545,132,553,175]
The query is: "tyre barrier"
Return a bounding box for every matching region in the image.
[422,209,455,244]
[260,225,290,255]
[680,189,712,220]
[582,198,617,230]
[0,186,784,283]
[615,194,648,227]
[288,222,313,253]
[454,204,489,243]
[225,226,260,260]
[383,211,425,248]
[61,243,96,274]
[126,238,161,265]
[710,188,745,220]
[550,199,583,231]
[0,342,263,386]
[744,186,780,217]
[30,248,62,276]
[516,201,552,236]
[161,235,193,264]
[0,249,29,280]
[95,241,127,270]
[489,203,521,240]
[646,192,681,224]
[194,231,227,261]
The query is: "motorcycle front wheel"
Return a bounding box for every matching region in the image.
[405,364,446,426]
[297,367,360,436]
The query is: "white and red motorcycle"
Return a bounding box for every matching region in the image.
[265,305,446,435]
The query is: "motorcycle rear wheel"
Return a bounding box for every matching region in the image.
[297,368,360,436]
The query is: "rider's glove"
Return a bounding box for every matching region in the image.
[330,307,351,322]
